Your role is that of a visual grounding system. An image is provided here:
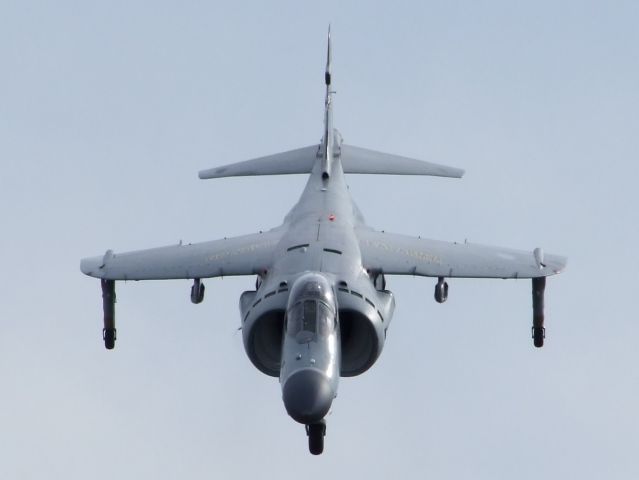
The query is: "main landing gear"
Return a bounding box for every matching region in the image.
[191,278,205,304]
[434,276,448,303]
[305,420,326,455]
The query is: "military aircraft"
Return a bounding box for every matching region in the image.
[81,30,566,455]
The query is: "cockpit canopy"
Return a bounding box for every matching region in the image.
[286,273,336,343]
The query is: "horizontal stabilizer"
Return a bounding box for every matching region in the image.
[199,145,320,179]
[341,144,464,178]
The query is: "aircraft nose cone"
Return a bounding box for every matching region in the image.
[283,369,333,424]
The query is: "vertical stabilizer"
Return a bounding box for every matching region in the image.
[325,26,332,86]
[322,26,334,179]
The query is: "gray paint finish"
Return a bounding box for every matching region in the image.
[80,30,566,453]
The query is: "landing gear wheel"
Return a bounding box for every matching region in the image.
[306,421,326,455]
[190,279,205,304]
[532,326,545,348]
[434,277,448,303]
[103,328,116,350]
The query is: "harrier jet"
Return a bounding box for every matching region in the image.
[81,30,566,455]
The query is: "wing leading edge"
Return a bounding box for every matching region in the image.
[80,230,283,281]
[356,228,566,279]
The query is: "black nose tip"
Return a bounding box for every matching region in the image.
[283,369,333,424]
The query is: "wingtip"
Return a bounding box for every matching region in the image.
[198,168,217,179]
[545,254,568,275]
[80,256,104,277]
[442,167,465,179]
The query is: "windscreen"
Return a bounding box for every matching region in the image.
[286,274,336,343]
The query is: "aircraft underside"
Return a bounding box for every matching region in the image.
[81,29,565,455]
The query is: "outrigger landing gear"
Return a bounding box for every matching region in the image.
[532,277,546,348]
[101,279,116,350]
[306,420,326,455]
[532,326,545,348]
[103,327,116,350]
[190,278,205,304]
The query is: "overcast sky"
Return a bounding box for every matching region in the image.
[1,1,638,478]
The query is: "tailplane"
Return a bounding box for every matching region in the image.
[198,145,320,179]
[198,144,463,179]
[340,145,464,178]
[199,28,463,181]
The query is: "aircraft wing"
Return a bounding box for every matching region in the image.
[356,228,566,279]
[80,230,283,280]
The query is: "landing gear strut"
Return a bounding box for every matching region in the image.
[306,420,326,455]
[191,278,205,304]
[434,276,448,303]
[532,277,546,348]
[101,279,116,350]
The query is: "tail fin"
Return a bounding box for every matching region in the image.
[199,28,464,182]
[325,25,332,86]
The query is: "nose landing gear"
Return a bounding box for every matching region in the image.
[305,420,326,455]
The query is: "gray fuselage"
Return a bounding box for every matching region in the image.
[240,134,395,423]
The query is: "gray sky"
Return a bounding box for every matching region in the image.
[1,1,638,478]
